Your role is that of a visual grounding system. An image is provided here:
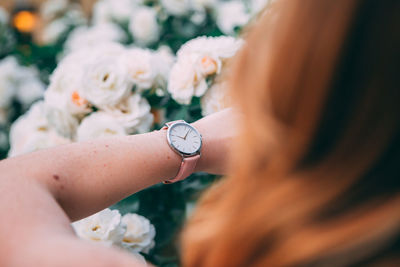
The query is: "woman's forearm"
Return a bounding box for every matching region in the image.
[0,130,185,221]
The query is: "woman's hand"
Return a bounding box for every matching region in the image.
[192,108,240,175]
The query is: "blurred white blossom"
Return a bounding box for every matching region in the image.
[120,213,156,253]
[251,0,271,15]
[77,112,127,142]
[93,0,138,24]
[0,6,9,24]
[0,57,44,109]
[129,6,160,46]
[45,50,92,117]
[16,79,45,108]
[161,0,192,16]
[216,1,250,35]
[41,18,69,44]
[168,36,242,104]
[45,106,79,139]
[65,24,126,53]
[194,0,218,9]
[123,48,158,90]
[40,0,69,20]
[72,209,126,247]
[8,102,70,157]
[0,57,17,108]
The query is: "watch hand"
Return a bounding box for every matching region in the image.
[183,129,191,140]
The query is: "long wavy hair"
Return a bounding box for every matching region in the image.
[182,0,400,266]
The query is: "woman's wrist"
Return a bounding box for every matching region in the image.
[191,121,212,173]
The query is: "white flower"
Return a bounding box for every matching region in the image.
[161,0,192,16]
[72,209,126,247]
[40,0,68,20]
[104,93,153,134]
[65,24,126,53]
[168,55,207,105]
[193,0,217,9]
[0,6,9,24]
[120,213,156,253]
[81,46,132,108]
[8,102,71,157]
[77,112,127,142]
[0,56,45,108]
[251,0,272,15]
[168,36,242,104]
[216,1,250,35]
[178,36,243,73]
[93,0,138,24]
[45,106,79,139]
[201,82,230,116]
[129,6,160,46]
[122,48,157,90]
[41,18,69,44]
[153,46,175,90]
[15,79,45,107]
[0,57,18,108]
[45,50,92,117]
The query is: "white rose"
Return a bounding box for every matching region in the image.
[200,82,230,116]
[0,6,9,24]
[181,36,244,59]
[72,209,126,247]
[79,45,131,109]
[65,24,126,53]
[77,112,127,142]
[45,106,79,139]
[41,18,69,44]
[122,48,157,90]
[178,36,243,75]
[104,93,153,134]
[40,0,68,20]
[45,51,92,116]
[0,57,18,108]
[119,213,156,254]
[129,6,160,46]
[153,46,175,91]
[8,102,71,157]
[194,0,217,9]
[168,36,242,104]
[168,55,207,105]
[93,0,137,24]
[16,79,45,107]
[161,0,192,16]
[216,1,250,35]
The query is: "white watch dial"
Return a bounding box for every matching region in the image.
[168,123,202,155]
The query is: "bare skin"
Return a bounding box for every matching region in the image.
[0,109,237,267]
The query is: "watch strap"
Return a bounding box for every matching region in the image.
[164,154,200,184]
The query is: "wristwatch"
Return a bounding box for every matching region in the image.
[162,120,202,184]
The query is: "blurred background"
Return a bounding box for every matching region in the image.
[0,0,269,265]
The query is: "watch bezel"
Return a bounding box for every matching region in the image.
[166,122,202,156]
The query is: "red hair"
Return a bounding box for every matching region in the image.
[182,0,400,266]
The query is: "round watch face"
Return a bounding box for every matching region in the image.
[167,122,202,155]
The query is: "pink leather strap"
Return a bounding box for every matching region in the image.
[164,154,200,184]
